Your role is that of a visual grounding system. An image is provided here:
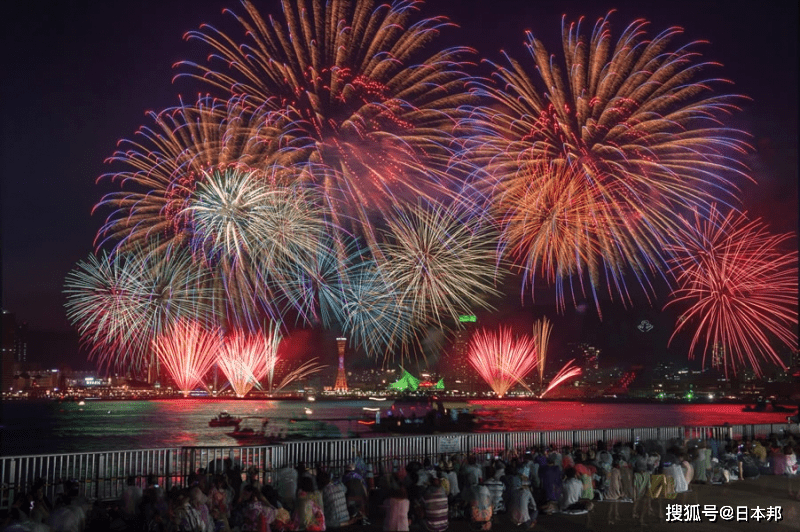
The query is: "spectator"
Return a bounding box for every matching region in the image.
[561,467,594,513]
[294,476,325,531]
[382,486,410,532]
[420,478,448,532]
[506,484,537,529]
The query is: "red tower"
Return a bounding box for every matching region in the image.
[333,337,348,392]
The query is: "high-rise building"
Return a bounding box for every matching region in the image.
[711,342,725,369]
[439,315,480,393]
[333,337,348,392]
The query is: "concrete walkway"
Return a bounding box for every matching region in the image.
[357,475,800,531]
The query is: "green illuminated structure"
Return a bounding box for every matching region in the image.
[388,369,445,392]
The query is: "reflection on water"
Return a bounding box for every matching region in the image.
[0,399,793,455]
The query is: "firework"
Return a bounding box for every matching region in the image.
[467,327,539,398]
[463,14,750,315]
[381,203,501,329]
[272,235,366,330]
[186,170,332,326]
[177,0,473,243]
[96,95,278,252]
[217,324,282,397]
[665,207,798,376]
[64,245,212,371]
[272,359,326,394]
[342,263,415,360]
[532,317,553,385]
[152,319,223,396]
[540,360,581,398]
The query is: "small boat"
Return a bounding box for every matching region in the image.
[225,419,272,444]
[209,411,243,427]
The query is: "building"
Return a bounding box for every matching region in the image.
[438,315,480,393]
[2,310,27,364]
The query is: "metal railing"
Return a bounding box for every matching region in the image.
[2,422,795,510]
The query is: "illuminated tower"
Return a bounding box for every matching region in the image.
[333,337,348,392]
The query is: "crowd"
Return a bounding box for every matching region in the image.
[2,430,798,532]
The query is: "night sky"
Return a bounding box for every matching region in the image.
[2,0,797,370]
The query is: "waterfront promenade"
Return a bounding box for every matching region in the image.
[358,476,800,531]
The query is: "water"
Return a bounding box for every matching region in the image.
[1,399,794,456]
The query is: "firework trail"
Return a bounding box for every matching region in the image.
[152,319,223,396]
[64,244,213,372]
[271,358,326,394]
[217,324,282,397]
[468,327,539,397]
[177,0,473,246]
[665,206,798,376]
[463,14,751,316]
[540,360,581,398]
[532,317,553,385]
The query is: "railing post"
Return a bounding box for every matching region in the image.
[96,455,105,501]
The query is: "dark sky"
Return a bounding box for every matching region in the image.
[2,0,797,369]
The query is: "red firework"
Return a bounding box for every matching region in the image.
[540,360,582,398]
[666,207,798,376]
[217,326,282,398]
[152,319,222,396]
[468,327,539,398]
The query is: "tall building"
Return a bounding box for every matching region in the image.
[333,337,348,392]
[2,310,27,365]
[439,315,480,393]
[711,342,725,369]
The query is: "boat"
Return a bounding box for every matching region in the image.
[225,419,272,444]
[209,411,243,427]
[742,398,792,413]
[368,396,476,434]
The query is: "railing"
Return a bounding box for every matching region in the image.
[2,422,795,510]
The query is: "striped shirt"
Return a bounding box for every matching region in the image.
[422,485,448,532]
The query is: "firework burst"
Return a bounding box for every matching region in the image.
[96,95,279,252]
[463,14,751,315]
[380,203,501,329]
[468,327,539,397]
[64,245,212,372]
[152,319,223,396]
[342,263,415,360]
[665,206,798,376]
[217,324,282,397]
[177,0,473,243]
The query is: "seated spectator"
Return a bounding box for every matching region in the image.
[482,466,504,514]
[318,470,356,529]
[784,445,798,476]
[420,478,448,532]
[240,484,276,532]
[539,453,562,515]
[467,480,492,531]
[382,486,410,532]
[506,484,537,529]
[294,476,325,531]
